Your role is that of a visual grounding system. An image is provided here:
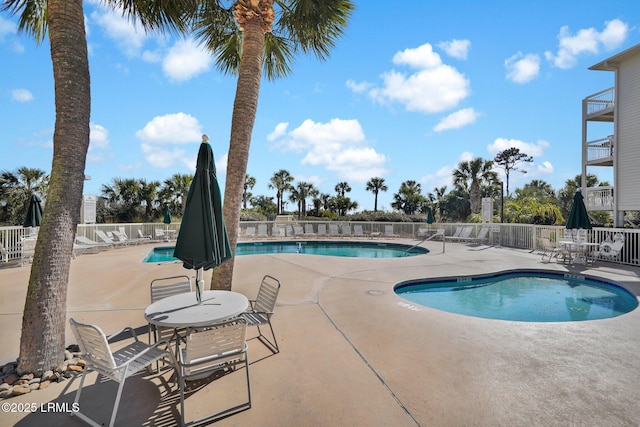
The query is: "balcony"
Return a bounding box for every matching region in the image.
[586,135,614,166]
[585,186,614,211]
[584,87,614,121]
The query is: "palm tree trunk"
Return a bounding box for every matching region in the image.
[18,0,90,375]
[212,18,265,291]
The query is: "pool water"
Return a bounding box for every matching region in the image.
[144,241,428,262]
[395,271,638,322]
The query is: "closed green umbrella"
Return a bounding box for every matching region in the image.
[23,194,44,229]
[566,190,592,230]
[163,205,172,225]
[426,206,435,225]
[174,135,232,303]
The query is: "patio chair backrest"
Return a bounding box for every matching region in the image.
[183,319,247,378]
[253,275,281,314]
[151,275,192,303]
[317,224,327,235]
[305,224,315,234]
[70,318,117,371]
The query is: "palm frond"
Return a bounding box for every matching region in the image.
[104,0,199,34]
[2,0,48,43]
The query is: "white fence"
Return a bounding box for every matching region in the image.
[2,221,639,266]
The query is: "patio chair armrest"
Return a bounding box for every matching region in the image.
[107,326,139,343]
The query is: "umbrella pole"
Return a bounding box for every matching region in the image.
[196,268,204,304]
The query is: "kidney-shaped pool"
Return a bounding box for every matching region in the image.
[395,270,638,322]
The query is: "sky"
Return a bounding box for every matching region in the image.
[1,1,639,212]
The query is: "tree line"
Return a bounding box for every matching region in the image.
[0,147,615,227]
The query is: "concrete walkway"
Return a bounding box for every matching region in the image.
[1,239,640,426]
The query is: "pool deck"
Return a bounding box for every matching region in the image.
[2,238,640,426]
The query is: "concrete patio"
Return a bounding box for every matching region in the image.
[1,238,640,426]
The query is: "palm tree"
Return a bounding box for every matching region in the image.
[268,169,294,215]
[452,157,497,215]
[365,177,387,212]
[3,0,195,375]
[335,181,351,197]
[0,167,49,225]
[427,185,447,222]
[139,179,161,221]
[290,181,316,218]
[160,173,193,216]
[193,0,354,291]
[391,180,424,214]
[243,174,256,209]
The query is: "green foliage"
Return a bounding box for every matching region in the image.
[240,209,267,221]
[347,210,426,223]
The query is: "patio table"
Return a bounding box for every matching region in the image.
[145,290,248,329]
[558,240,599,265]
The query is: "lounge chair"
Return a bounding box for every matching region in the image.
[353,224,365,237]
[243,226,256,238]
[304,223,316,236]
[539,237,559,262]
[294,225,305,237]
[239,274,281,353]
[177,319,251,426]
[137,229,152,239]
[112,230,140,245]
[341,224,351,237]
[384,225,399,238]
[75,235,111,250]
[469,226,490,244]
[21,237,37,266]
[69,318,174,427]
[95,230,127,247]
[448,226,473,242]
[596,234,625,262]
[316,224,327,237]
[154,228,168,241]
[329,223,340,237]
[256,223,269,238]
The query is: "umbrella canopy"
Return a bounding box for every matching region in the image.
[174,136,232,301]
[23,194,43,228]
[163,205,172,225]
[566,190,592,230]
[426,207,435,225]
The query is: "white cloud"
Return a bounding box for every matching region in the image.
[505,52,540,83]
[420,165,454,191]
[12,89,33,102]
[162,39,212,82]
[267,122,289,142]
[537,161,554,174]
[433,108,479,132]
[0,16,16,40]
[90,5,147,57]
[545,19,629,69]
[438,39,471,60]
[368,43,471,114]
[487,138,549,157]
[89,123,110,151]
[216,153,228,176]
[135,113,203,168]
[270,118,389,182]
[345,79,372,94]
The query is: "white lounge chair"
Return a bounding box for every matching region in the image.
[469,226,490,243]
[243,226,256,238]
[304,223,316,236]
[294,225,305,237]
[384,225,399,238]
[137,229,152,239]
[341,224,351,237]
[316,224,327,237]
[597,234,625,262]
[329,223,340,237]
[95,230,127,247]
[75,235,111,250]
[353,224,365,237]
[448,226,473,242]
[69,318,174,427]
[256,223,269,238]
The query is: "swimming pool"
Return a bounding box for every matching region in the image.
[395,270,638,322]
[143,241,428,262]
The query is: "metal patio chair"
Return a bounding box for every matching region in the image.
[69,318,175,427]
[177,319,251,426]
[239,274,281,353]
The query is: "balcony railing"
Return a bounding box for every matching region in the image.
[585,87,614,116]
[585,186,614,210]
[587,135,614,163]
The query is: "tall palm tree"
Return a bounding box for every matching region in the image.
[290,181,316,218]
[365,177,387,212]
[193,0,354,291]
[0,167,49,225]
[268,169,294,215]
[452,157,497,215]
[243,174,256,209]
[335,181,351,197]
[427,185,447,222]
[160,173,193,215]
[391,180,424,214]
[139,179,161,220]
[3,0,195,375]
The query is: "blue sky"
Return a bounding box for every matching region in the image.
[1,1,639,211]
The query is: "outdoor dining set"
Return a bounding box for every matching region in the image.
[69,273,280,427]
